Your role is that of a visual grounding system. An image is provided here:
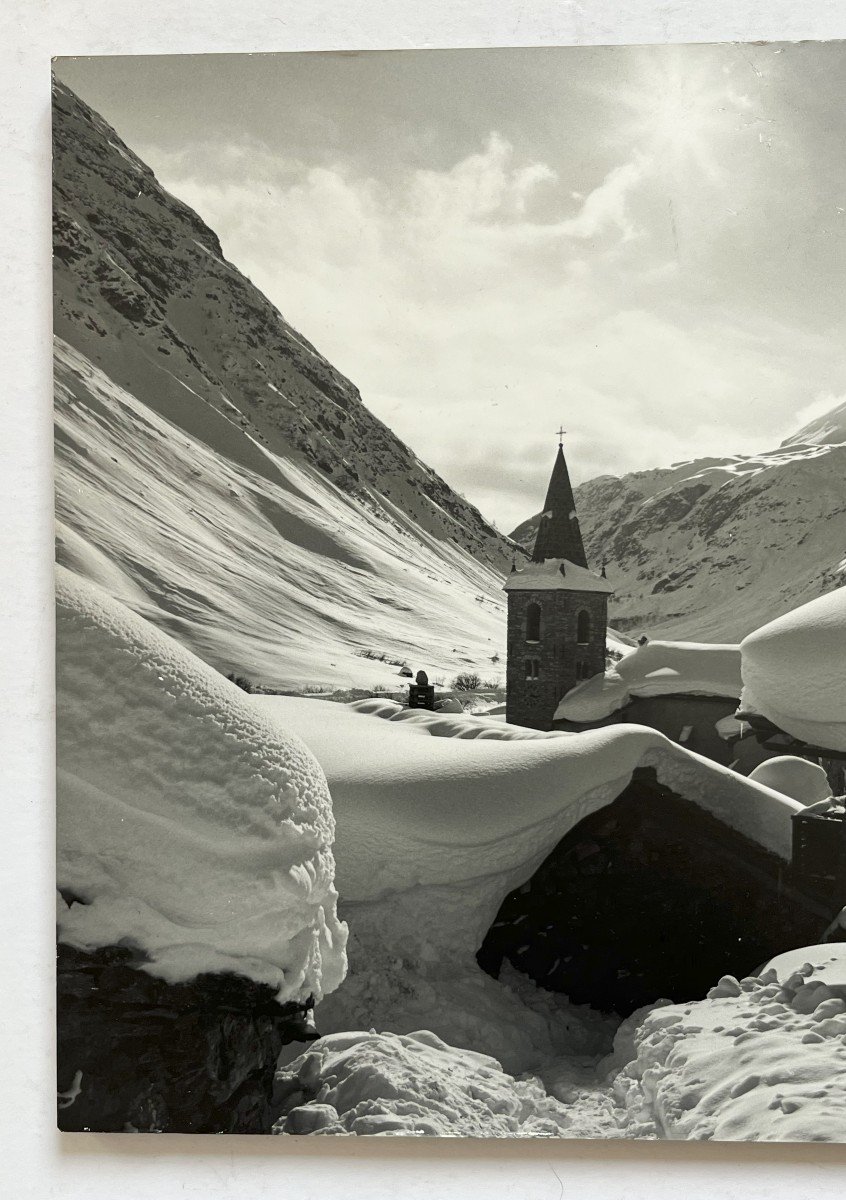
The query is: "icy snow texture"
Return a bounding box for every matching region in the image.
[748,757,833,805]
[556,639,741,722]
[53,75,514,694]
[276,949,846,1140]
[254,694,799,1089]
[611,946,846,1141]
[740,587,846,751]
[56,567,347,1003]
[274,1027,627,1138]
[255,695,799,961]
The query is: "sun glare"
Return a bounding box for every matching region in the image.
[616,56,751,181]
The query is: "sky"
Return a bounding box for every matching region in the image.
[55,44,846,533]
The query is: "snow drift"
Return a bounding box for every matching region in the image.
[53,79,513,693]
[255,695,799,961]
[740,587,846,752]
[56,566,347,1003]
[253,694,801,1079]
[274,1027,622,1138]
[613,945,846,1141]
[555,638,741,723]
[279,946,846,1139]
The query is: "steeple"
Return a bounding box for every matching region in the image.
[531,437,588,567]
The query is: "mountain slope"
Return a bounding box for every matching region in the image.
[511,436,846,642]
[782,397,846,448]
[53,80,514,688]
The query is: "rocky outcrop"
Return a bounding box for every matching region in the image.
[52,79,512,575]
[57,943,317,1133]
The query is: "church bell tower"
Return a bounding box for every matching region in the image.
[504,432,613,730]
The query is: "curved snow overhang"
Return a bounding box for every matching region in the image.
[740,588,846,754]
[556,639,742,724]
[255,695,800,959]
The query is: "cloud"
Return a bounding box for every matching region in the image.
[550,156,648,241]
[143,131,846,530]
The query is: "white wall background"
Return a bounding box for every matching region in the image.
[3,2,846,1196]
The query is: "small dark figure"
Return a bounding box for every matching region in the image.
[637,635,649,647]
[408,670,436,711]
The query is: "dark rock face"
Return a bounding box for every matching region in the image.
[52,79,512,575]
[57,944,316,1133]
[478,769,836,1016]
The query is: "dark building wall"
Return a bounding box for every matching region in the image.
[555,695,791,776]
[477,768,837,1015]
[506,590,607,730]
[618,694,737,765]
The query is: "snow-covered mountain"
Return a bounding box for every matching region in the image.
[53,81,514,689]
[511,417,846,643]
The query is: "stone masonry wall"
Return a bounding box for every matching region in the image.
[506,590,607,730]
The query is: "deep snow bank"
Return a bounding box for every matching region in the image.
[253,695,798,1074]
[274,1026,627,1138]
[612,945,846,1141]
[56,567,347,1003]
[556,639,741,723]
[740,587,846,752]
[255,695,798,942]
[748,757,833,805]
[280,946,846,1139]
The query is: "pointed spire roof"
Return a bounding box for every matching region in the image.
[531,442,588,567]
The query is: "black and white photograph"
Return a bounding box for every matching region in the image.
[53,42,846,1139]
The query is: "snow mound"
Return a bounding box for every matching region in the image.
[764,944,846,987]
[748,757,833,806]
[740,587,846,751]
[54,340,509,693]
[249,695,800,1095]
[556,640,741,723]
[56,566,347,1003]
[274,1028,617,1138]
[613,950,846,1141]
[349,697,567,741]
[255,695,799,959]
[309,941,618,1078]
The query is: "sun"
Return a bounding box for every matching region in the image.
[614,55,751,181]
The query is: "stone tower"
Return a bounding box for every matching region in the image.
[504,438,613,730]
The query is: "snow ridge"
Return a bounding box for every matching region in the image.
[53,79,516,689]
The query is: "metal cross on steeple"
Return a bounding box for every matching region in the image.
[556,425,566,446]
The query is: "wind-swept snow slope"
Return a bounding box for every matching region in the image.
[56,567,347,1003]
[512,418,846,642]
[740,586,846,752]
[53,81,513,688]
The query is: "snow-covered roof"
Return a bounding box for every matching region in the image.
[254,693,799,967]
[503,557,614,594]
[740,587,846,753]
[747,756,833,805]
[555,639,742,722]
[56,568,347,1003]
